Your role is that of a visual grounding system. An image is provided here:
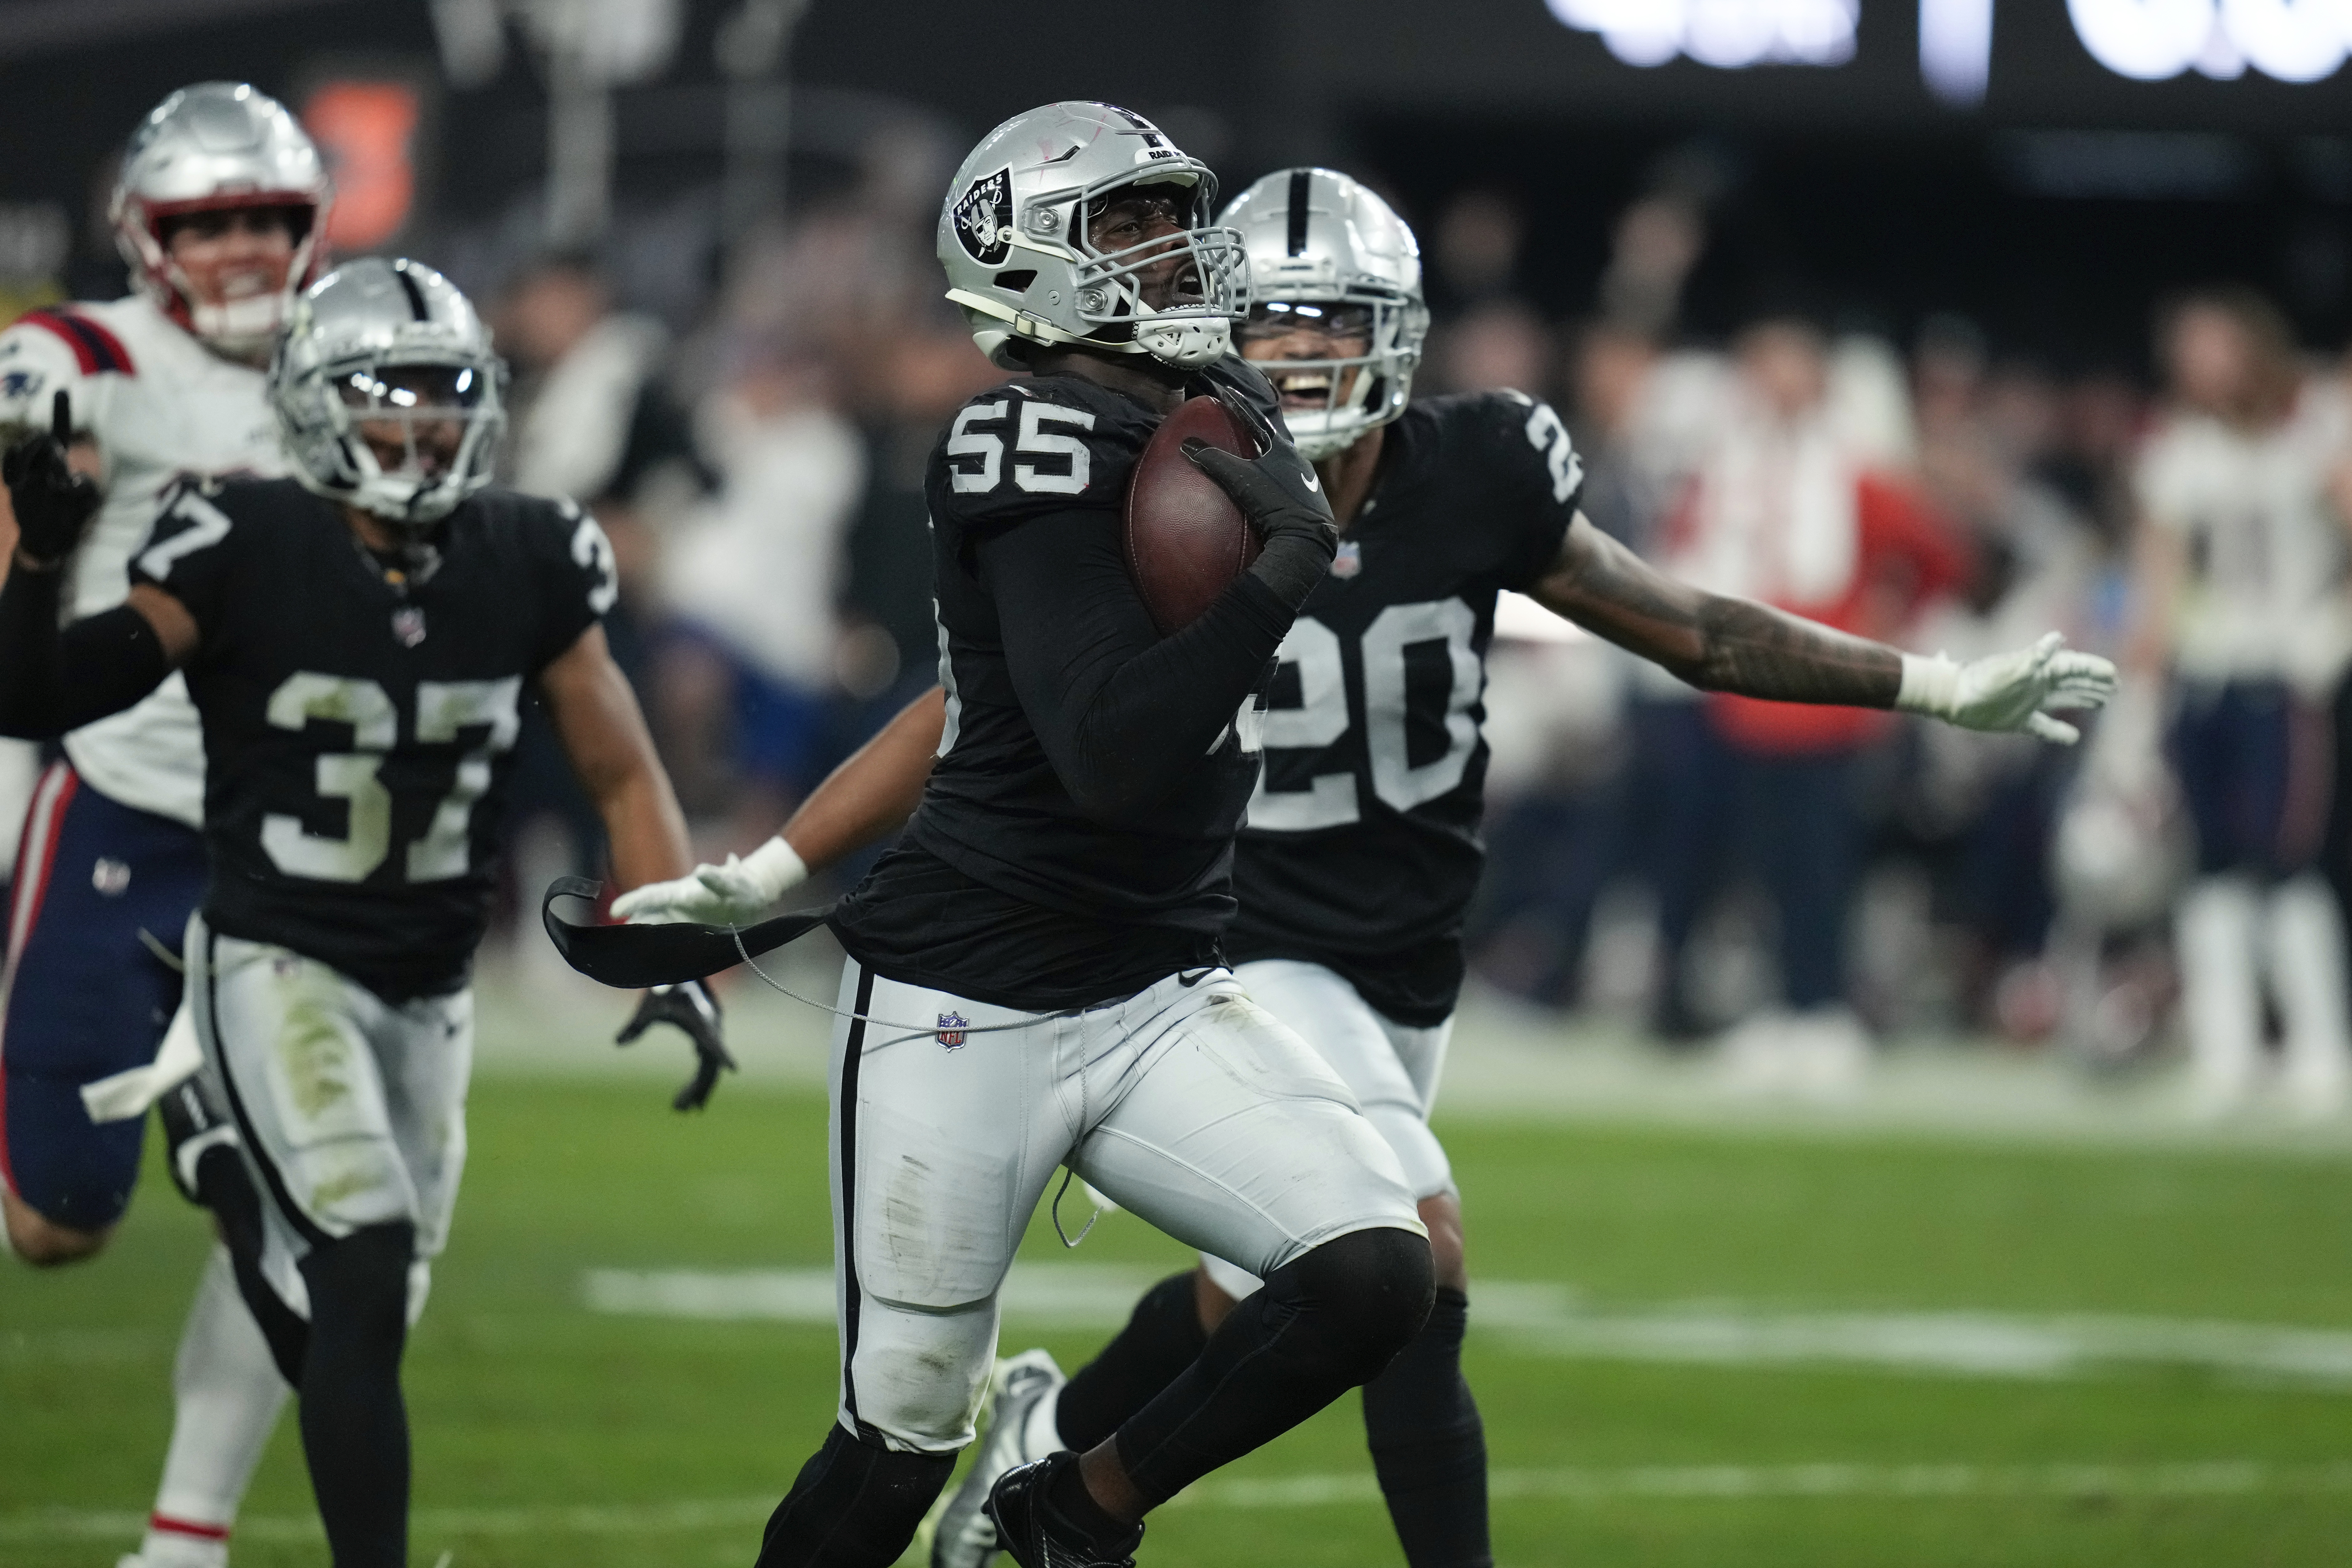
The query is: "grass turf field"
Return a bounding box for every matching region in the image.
[7,991,2352,1567]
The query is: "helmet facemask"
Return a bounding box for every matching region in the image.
[281,352,504,539]
[133,199,322,360]
[1238,291,1429,462]
[1055,177,1246,368]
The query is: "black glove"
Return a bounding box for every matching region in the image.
[1180,368,1338,609]
[615,979,736,1111]
[3,391,99,569]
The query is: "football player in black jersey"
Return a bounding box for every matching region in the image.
[620,168,2119,1568]
[0,257,717,1568]
[624,103,1445,1568]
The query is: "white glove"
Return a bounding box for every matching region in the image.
[1895,631,2119,746]
[611,836,809,926]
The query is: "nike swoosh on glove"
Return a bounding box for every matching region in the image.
[1896,631,2121,745]
[611,837,808,926]
[1179,371,1338,609]
[3,390,99,568]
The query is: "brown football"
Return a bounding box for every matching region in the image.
[1124,394,1262,635]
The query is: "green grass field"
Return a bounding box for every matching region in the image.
[8,1015,2352,1567]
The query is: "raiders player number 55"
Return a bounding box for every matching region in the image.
[0,256,714,1568]
[619,166,2122,1568]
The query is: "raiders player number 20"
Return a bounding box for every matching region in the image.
[0,256,708,1568]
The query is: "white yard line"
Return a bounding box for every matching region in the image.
[582,1265,2352,1389]
[11,1462,2352,1544]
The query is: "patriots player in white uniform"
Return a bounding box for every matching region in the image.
[620,168,2121,1568]
[0,83,326,1568]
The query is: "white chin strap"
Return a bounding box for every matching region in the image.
[1136,312,1232,368]
[188,292,287,357]
[1287,414,1374,463]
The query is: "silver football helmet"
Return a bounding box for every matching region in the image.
[1222,169,1429,462]
[271,258,506,530]
[939,101,1245,371]
[111,83,334,357]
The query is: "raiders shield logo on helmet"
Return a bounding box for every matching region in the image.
[950,168,1013,266]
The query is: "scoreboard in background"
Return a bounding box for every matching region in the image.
[1293,1,2352,131]
[1544,1,2352,100]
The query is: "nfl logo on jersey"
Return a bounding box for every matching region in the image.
[935,1013,969,1050]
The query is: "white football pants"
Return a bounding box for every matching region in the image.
[1201,959,1454,1302]
[825,959,1422,1453]
[189,914,468,1322]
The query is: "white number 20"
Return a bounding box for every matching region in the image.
[1521,399,1584,505]
[1247,599,1482,831]
[261,673,522,884]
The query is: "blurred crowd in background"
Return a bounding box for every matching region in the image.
[465,130,2352,1114]
[11,106,2352,1110]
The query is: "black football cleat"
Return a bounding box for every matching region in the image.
[983,1453,1141,1568]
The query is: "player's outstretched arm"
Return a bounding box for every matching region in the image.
[1529,512,2118,744]
[611,684,947,927]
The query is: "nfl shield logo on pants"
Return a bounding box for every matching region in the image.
[935,1013,969,1050]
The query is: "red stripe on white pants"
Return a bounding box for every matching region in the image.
[150,1511,233,1541]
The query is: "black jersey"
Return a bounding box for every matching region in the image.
[1225,390,1584,1026]
[831,362,1293,1012]
[130,476,616,1001]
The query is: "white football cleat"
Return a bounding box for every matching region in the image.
[928,1348,1067,1568]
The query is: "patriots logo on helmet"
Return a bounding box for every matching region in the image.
[951,168,1013,266]
[0,369,43,402]
[936,1012,969,1049]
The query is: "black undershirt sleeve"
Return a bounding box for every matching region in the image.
[978,506,1295,826]
[0,564,172,738]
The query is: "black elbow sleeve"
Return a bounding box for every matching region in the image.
[0,593,171,738]
[63,606,170,727]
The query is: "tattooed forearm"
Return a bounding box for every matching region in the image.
[1686,596,1901,706]
[1528,514,1902,709]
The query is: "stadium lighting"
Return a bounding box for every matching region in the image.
[1542,0,1858,69]
[2067,0,2349,83]
[1920,0,1994,105]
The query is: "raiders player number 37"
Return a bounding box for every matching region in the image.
[0,257,713,1568]
[619,167,2121,1568]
